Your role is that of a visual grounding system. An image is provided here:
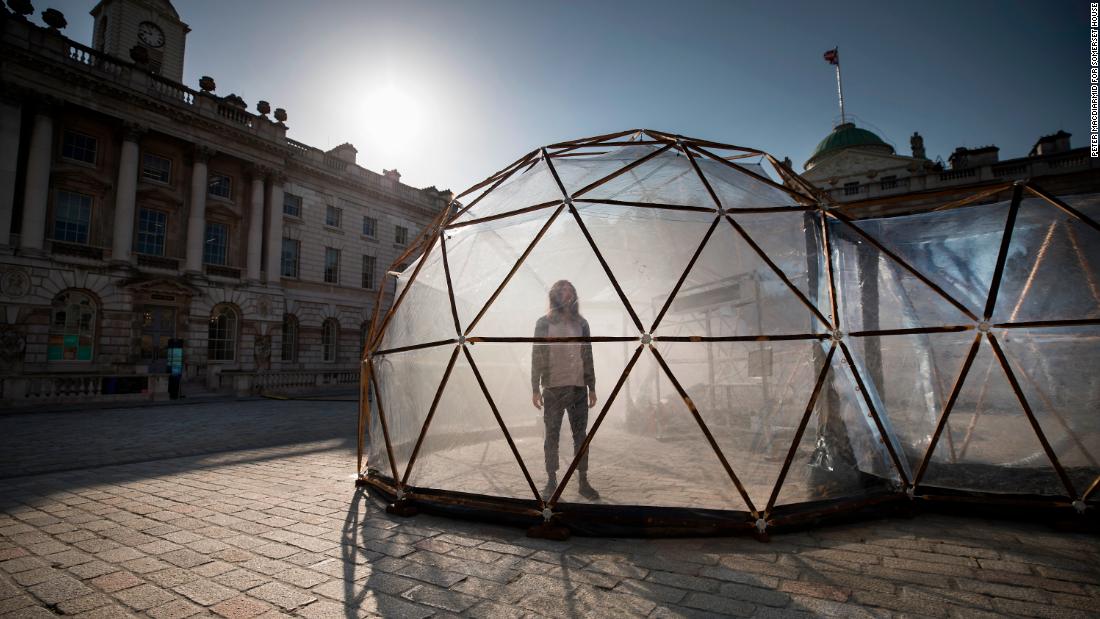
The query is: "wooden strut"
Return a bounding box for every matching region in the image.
[461,345,542,503]
[994,318,1100,329]
[641,129,766,155]
[368,361,402,483]
[678,139,833,330]
[656,334,829,343]
[1024,182,1100,234]
[438,232,463,337]
[399,345,462,486]
[1084,475,1100,501]
[689,144,817,206]
[850,325,973,338]
[649,345,760,518]
[373,339,457,357]
[838,342,911,486]
[824,210,979,322]
[986,332,1079,499]
[446,200,560,230]
[569,144,673,199]
[910,332,983,488]
[573,198,716,213]
[984,183,1025,321]
[765,343,837,515]
[548,345,645,505]
[1064,223,1100,306]
[462,204,566,337]
[816,210,841,330]
[649,216,721,333]
[357,357,370,474]
[928,182,1016,214]
[468,336,638,344]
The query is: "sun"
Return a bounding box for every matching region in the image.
[362,84,424,146]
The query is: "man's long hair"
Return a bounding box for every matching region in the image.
[547,280,580,323]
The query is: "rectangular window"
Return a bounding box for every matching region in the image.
[281,238,300,278]
[843,182,861,196]
[362,215,377,238]
[325,205,342,228]
[208,173,232,199]
[203,222,228,265]
[52,190,92,244]
[141,153,171,183]
[362,255,376,289]
[61,130,97,164]
[324,247,340,283]
[136,208,167,256]
[395,225,409,245]
[283,193,302,217]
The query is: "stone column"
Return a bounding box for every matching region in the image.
[111,123,144,264]
[19,110,53,254]
[264,173,285,283]
[245,166,267,283]
[0,98,22,248]
[185,146,215,273]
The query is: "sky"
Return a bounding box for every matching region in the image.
[36,0,1093,194]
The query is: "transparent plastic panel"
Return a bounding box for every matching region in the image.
[992,198,1100,324]
[557,347,751,511]
[829,219,974,332]
[378,240,457,351]
[582,148,714,207]
[366,383,393,479]
[467,342,632,503]
[732,211,831,323]
[445,209,556,333]
[847,202,1008,317]
[576,203,716,332]
[467,209,637,338]
[654,220,827,338]
[695,156,801,209]
[372,344,458,481]
[405,350,536,501]
[774,348,899,507]
[845,331,978,475]
[1000,327,1100,497]
[922,338,1066,495]
[655,339,820,509]
[453,157,566,223]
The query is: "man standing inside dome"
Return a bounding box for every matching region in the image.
[531,280,600,501]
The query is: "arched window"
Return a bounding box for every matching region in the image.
[281,314,299,362]
[48,291,96,361]
[207,304,238,361]
[322,318,339,363]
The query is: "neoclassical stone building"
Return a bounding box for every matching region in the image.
[0,0,449,404]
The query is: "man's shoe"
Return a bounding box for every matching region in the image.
[578,478,600,501]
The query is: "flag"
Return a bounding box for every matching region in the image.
[823,48,839,65]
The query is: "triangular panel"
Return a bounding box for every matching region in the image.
[404,350,536,501]
[445,208,558,333]
[555,347,751,512]
[921,339,1067,496]
[468,209,639,338]
[453,157,566,224]
[372,344,458,481]
[695,156,802,209]
[847,202,1009,317]
[656,339,820,509]
[773,348,900,508]
[844,331,978,476]
[829,218,975,332]
[653,219,828,338]
[733,210,831,321]
[378,240,457,351]
[1000,326,1099,497]
[583,148,714,207]
[992,197,1100,323]
[466,341,633,502]
[576,203,716,332]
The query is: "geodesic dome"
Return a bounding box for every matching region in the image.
[357,129,1100,536]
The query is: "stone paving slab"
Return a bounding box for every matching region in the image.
[1,400,1099,618]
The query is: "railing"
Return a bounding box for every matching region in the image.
[1046,154,1088,169]
[218,368,358,395]
[939,168,978,181]
[217,104,254,128]
[149,76,195,105]
[286,138,312,155]
[1,373,168,405]
[992,163,1028,178]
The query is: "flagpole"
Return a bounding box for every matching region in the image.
[834,47,845,124]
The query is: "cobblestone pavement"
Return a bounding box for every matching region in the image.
[2,400,1099,618]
